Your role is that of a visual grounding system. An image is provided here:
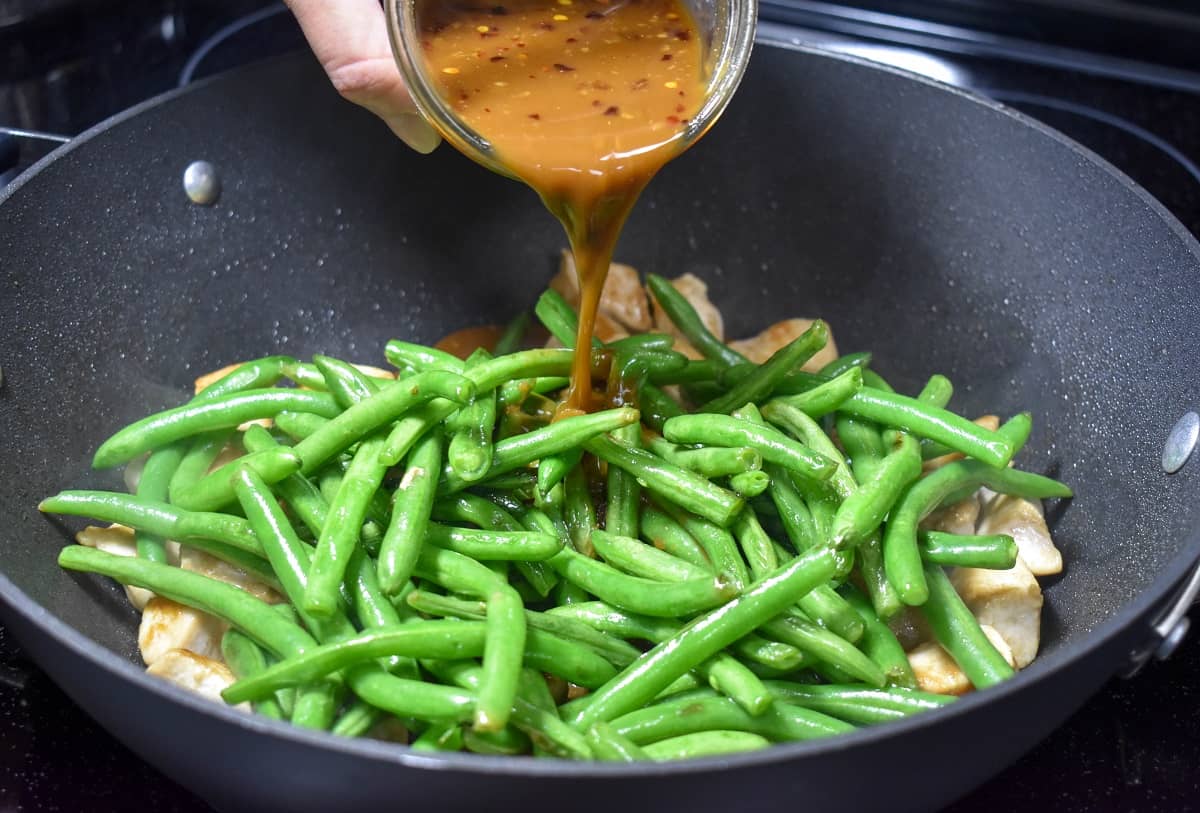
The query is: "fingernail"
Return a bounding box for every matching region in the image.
[386,113,442,154]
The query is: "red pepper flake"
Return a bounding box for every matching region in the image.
[566,36,577,42]
[585,10,604,18]
[553,62,575,71]
[660,53,672,61]
[675,103,685,112]
[484,107,492,112]
[666,115,680,124]
[490,55,506,61]
[674,29,691,40]
[604,106,620,115]
[528,113,541,119]
[592,99,602,106]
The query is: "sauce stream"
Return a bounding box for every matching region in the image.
[418,0,706,408]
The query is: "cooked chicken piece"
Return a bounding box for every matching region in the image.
[648,273,725,359]
[728,318,840,372]
[920,492,981,537]
[949,558,1043,668]
[180,548,281,603]
[145,649,249,710]
[76,524,178,610]
[366,717,411,743]
[923,416,1001,472]
[976,494,1062,576]
[553,250,653,333]
[908,625,1016,695]
[139,597,226,665]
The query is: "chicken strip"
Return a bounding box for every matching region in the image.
[552,250,653,334]
[647,273,725,360]
[908,625,1017,695]
[138,597,226,666]
[145,649,248,710]
[76,524,176,610]
[976,494,1063,577]
[949,559,1043,668]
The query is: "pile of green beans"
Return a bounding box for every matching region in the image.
[42,284,1071,761]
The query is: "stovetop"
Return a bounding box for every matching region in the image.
[2,3,1199,811]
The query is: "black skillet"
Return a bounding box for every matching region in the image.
[1,35,1198,813]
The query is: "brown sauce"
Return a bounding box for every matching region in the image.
[418,0,706,409]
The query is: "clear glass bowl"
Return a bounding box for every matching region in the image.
[384,0,758,178]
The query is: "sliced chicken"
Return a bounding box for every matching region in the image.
[976,494,1063,576]
[908,625,1016,695]
[139,597,226,666]
[145,648,248,710]
[648,273,725,360]
[728,318,840,373]
[180,548,281,604]
[949,559,1043,668]
[552,250,653,333]
[920,492,981,537]
[76,524,178,610]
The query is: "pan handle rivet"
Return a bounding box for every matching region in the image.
[1162,412,1199,474]
[183,160,221,206]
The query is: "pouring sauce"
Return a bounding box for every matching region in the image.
[417,0,706,409]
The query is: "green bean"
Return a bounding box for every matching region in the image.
[463,724,530,755]
[921,563,1015,689]
[535,289,600,348]
[770,367,863,420]
[612,694,853,748]
[586,723,650,761]
[857,531,903,620]
[884,460,1072,605]
[919,530,1018,569]
[644,437,762,478]
[273,411,329,441]
[59,546,316,659]
[647,358,722,386]
[200,355,298,399]
[639,506,712,570]
[836,388,1015,468]
[645,274,746,368]
[378,401,457,466]
[445,351,497,483]
[439,492,558,597]
[657,504,749,589]
[40,491,261,555]
[827,432,922,548]
[378,431,442,595]
[559,465,595,556]
[224,620,495,702]
[605,423,642,538]
[425,524,561,561]
[761,402,855,500]
[997,412,1034,455]
[584,435,745,527]
[728,470,770,499]
[730,508,778,580]
[550,547,735,618]
[643,730,771,759]
[313,355,384,407]
[818,352,872,379]
[916,374,953,408]
[384,340,465,373]
[701,320,828,414]
[412,546,526,732]
[638,384,686,433]
[536,449,581,504]
[570,545,838,729]
[764,682,951,724]
[171,446,302,512]
[406,590,640,668]
[758,615,884,686]
[220,629,286,720]
[134,442,185,563]
[93,389,342,469]
[168,430,234,502]
[841,586,915,688]
[765,465,821,552]
[441,407,639,494]
[591,529,710,582]
[662,415,836,484]
[411,721,465,752]
[493,312,531,356]
[294,371,473,474]
[304,433,390,618]
[330,700,384,738]
[836,414,886,482]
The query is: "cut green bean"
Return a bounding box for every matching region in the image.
[591,529,710,582]
[220,629,286,720]
[644,437,762,478]
[663,414,836,484]
[378,430,443,595]
[612,694,853,747]
[700,321,828,414]
[134,442,185,563]
[493,312,531,356]
[920,564,1015,690]
[841,586,916,688]
[657,504,749,590]
[639,506,712,570]
[171,446,302,512]
[764,682,951,724]
[586,723,650,761]
[645,275,746,368]
[919,531,1019,569]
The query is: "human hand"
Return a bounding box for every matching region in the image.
[285,0,441,153]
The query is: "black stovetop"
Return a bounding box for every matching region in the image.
[2,3,1199,811]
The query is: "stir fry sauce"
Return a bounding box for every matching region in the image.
[418,0,707,408]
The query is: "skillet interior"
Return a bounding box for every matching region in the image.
[0,40,1198,810]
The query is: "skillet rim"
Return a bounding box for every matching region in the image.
[1,40,1199,779]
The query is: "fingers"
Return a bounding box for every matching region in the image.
[285,0,440,153]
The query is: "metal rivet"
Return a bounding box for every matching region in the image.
[1162,411,1199,474]
[183,160,221,205]
[1155,616,1190,661]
